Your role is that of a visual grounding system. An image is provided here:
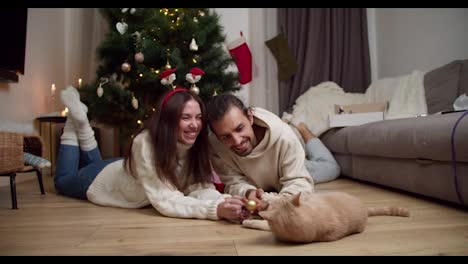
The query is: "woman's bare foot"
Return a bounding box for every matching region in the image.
[296,122,316,142]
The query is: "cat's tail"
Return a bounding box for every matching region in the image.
[367,206,410,217]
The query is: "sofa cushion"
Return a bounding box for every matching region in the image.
[351,156,468,205]
[332,112,468,162]
[424,60,462,114]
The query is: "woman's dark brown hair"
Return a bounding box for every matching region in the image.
[125,90,212,190]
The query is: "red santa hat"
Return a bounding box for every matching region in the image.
[160,68,177,79]
[160,68,177,86]
[186,67,205,84]
[190,67,205,76]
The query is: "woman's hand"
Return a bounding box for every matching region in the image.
[245,188,269,211]
[217,195,247,220]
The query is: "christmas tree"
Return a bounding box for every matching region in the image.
[79,8,240,146]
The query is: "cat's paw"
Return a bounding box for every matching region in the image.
[242,219,271,231]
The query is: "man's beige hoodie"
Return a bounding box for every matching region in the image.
[210,107,314,197]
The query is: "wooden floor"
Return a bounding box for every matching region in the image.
[1,175,468,256]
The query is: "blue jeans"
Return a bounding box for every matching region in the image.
[303,138,341,184]
[54,144,122,200]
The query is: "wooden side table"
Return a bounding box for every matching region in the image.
[35,116,101,176]
[35,116,66,176]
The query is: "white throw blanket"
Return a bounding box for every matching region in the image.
[285,70,427,137]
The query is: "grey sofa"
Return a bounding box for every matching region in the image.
[321,60,468,207]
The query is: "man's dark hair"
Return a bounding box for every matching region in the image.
[206,94,250,123]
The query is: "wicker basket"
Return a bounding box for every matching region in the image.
[0,131,24,174]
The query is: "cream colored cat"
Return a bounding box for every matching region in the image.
[242,192,409,243]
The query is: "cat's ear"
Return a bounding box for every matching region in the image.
[291,192,301,207]
[259,210,273,220]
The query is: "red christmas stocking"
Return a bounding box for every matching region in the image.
[227,32,252,85]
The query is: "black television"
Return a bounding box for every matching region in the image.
[0,8,28,83]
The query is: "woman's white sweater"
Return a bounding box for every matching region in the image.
[86,130,226,220]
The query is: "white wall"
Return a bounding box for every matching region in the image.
[0,9,66,123]
[213,8,279,114]
[247,8,279,115]
[213,8,251,105]
[0,9,69,187]
[0,8,105,122]
[370,8,468,79]
[0,8,105,187]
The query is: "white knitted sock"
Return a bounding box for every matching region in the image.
[60,116,78,146]
[60,86,97,151]
[66,85,88,113]
[77,124,97,151]
[60,86,88,127]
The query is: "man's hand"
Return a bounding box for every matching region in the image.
[245,189,269,211]
[217,195,247,220]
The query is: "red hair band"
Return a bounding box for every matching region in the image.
[161,88,188,109]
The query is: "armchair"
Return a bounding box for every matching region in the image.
[0,131,46,209]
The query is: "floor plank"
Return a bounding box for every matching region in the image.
[1,176,467,255]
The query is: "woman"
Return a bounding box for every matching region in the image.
[54,85,244,221]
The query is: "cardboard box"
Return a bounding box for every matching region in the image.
[329,112,384,127]
[334,102,387,114]
[330,102,387,127]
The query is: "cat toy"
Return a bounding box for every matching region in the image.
[245,200,257,212]
[240,200,257,222]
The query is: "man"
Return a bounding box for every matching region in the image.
[206,94,315,209]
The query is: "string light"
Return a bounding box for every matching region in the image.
[61,107,69,117]
[51,83,56,99]
[139,73,143,77]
